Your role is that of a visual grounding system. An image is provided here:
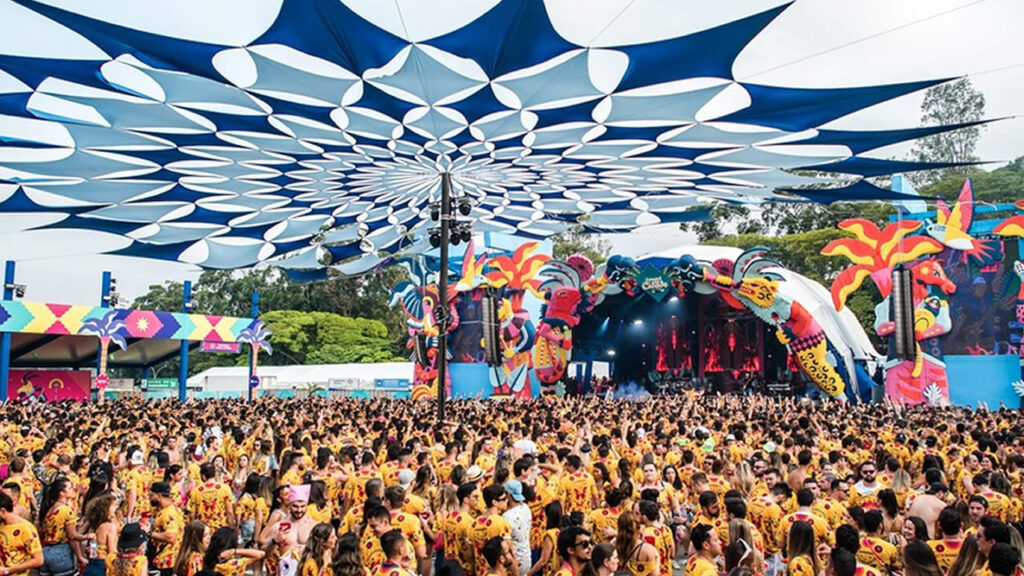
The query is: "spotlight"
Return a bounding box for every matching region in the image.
[607,350,616,357]
[633,319,643,326]
[459,225,472,244]
[430,204,440,221]
[428,229,441,248]
[451,233,461,246]
[458,198,472,216]
[5,283,27,299]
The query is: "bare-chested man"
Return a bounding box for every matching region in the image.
[907,483,949,539]
[263,484,317,576]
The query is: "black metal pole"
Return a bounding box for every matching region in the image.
[436,172,452,426]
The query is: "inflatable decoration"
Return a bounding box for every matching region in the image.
[533,254,604,394]
[704,248,851,400]
[483,243,550,399]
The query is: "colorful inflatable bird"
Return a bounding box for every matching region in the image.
[926,179,1001,266]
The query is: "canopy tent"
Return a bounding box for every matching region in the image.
[0,0,996,273]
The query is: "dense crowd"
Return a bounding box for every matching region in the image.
[0,393,1022,576]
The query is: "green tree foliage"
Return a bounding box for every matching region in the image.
[258,310,399,365]
[131,266,410,375]
[551,226,611,264]
[911,77,986,185]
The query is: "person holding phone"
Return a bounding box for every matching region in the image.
[262,485,316,576]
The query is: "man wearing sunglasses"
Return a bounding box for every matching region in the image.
[554,526,592,576]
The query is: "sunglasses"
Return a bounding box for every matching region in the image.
[575,540,593,549]
[738,538,752,565]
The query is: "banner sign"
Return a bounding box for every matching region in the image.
[143,378,177,389]
[200,341,242,353]
[6,370,91,402]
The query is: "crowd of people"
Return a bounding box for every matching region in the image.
[0,392,1021,576]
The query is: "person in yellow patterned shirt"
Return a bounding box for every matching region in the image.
[927,508,964,574]
[149,482,183,576]
[557,456,597,515]
[345,453,383,509]
[470,485,511,576]
[786,521,821,576]
[187,463,235,530]
[40,477,92,575]
[587,488,625,545]
[686,524,722,576]
[0,491,42,576]
[105,523,147,576]
[857,511,900,575]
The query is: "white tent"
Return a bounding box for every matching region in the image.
[189,362,414,396]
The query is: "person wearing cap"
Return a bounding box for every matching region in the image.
[265,484,317,566]
[0,491,43,576]
[906,483,949,540]
[122,448,150,524]
[104,523,147,576]
[502,481,531,576]
[187,463,235,531]
[149,482,183,576]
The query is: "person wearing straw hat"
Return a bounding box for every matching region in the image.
[104,523,147,576]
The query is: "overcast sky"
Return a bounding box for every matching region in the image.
[0,0,1021,307]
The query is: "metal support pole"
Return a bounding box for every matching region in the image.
[96,271,111,401]
[179,280,191,403]
[0,261,14,401]
[249,291,259,402]
[436,173,452,426]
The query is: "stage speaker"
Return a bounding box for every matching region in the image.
[481,292,502,366]
[891,264,916,362]
[413,332,429,366]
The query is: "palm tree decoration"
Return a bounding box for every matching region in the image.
[238,320,273,387]
[485,243,550,309]
[77,310,127,392]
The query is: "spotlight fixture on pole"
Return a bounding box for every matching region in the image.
[429,174,477,427]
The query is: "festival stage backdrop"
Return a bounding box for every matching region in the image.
[6,370,91,402]
[392,241,877,401]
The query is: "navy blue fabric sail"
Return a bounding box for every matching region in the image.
[0,0,997,270]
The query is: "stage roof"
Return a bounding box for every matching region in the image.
[0,1,992,273]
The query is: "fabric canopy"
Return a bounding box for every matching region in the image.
[0,0,992,271]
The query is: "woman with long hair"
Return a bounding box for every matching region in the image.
[786,521,819,576]
[592,463,611,497]
[39,476,93,576]
[877,489,904,537]
[236,474,262,546]
[298,523,336,576]
[307,481,331,524]
[589,543,619,576]
[903,540,943,576]
[948,535,984,576]
[82,493,119,576]
[899,516,929,545]
[202,527,265,576]
[615,511,659,576]
[232,454,253,497]
[173,521,208,576]
[733,461,755,498]
[528,501,562,576]
[891,470,914,509]
[105,524,147,576]
[729,519,763,575]
[331,533,363,576]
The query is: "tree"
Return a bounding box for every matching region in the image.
[258,310,401,365]
[910,77,986,185]
[551,226,611,264]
